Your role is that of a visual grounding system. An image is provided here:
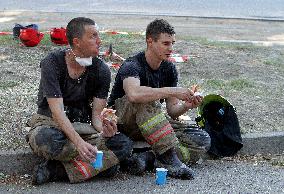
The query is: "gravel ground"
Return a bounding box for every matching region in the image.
[0,155,283,193]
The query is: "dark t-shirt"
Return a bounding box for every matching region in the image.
[37,49,111,123]
[108,51,178,107]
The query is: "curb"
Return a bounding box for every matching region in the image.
[0,132,283,175]
[239,131,284,155]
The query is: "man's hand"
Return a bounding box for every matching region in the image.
[184,95,203,109]
[101,119,118,137]
[174,87,195,102]
[183,84,203,109]
[76,139,98,162]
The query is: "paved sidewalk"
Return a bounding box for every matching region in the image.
[1,148,284,194]
[1,131,283,175]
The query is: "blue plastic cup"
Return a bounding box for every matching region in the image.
[156,168,168,185]
[92,151,103,169]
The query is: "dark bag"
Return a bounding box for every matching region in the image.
[13,23,38,39]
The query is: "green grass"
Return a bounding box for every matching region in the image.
[0,81,19,89]
[263,57,284,70]
[39,33,54,46]
[178,35,260,50]
[0,35,19,46]
[206,79,226,89]
[183,78,255,95]
[100,33,145,57]
[178,78,255,93]
[0,33,54,47]
[229,79,254,90]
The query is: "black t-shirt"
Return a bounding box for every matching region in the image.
[108,51,178,107]
[37,49,111,123]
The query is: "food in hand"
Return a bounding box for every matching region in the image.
[194,92,203,97]
[100,108,118,122]
[191,84,198,93]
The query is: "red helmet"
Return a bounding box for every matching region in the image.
[50,27,68,45]
[19,28,44,47]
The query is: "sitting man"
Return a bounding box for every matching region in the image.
[26,17,133,185]
[108,19,211,179]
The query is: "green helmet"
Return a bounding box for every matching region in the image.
[195,94,243,157]
[196,94,232,128]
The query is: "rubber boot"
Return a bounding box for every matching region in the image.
[156,148,195,180]
[32,160,68,185]
[120,151,155,175]
[97,165,120,178]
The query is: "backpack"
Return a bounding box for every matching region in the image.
[13,23,38,39]
[196,94,243,157]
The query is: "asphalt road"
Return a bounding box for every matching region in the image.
[1,159,283,193]
[1,0,284,20]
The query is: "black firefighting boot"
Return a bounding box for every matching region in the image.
[120,151,155,175]
[156,148,195,180]
[98,165,120,178]
[32,160,68,185]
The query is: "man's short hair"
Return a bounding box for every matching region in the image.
[146,19,175,41]
[66,17,96,47]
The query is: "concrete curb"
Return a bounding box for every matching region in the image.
[0,132,283,175]
[239,131,284,155]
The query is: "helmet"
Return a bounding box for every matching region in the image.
[50,27,68,45]
[19,28,44,47]
[196,94,231,128]
[196,94,243,157]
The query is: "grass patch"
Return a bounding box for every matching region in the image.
[100,33,145,57]
[0,32,55,47]
[229,79,254,90]
[179,35,259,50]
[205,78,254,91]
[38,33,55,47]
[206,79,225,89]
[0,81,19,89]
[0,35,19,46]
[263,57,284,70]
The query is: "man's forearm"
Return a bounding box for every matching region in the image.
[128,86,175,103]
[52,107,83,147]
[92,116,103,133]
[167,103,189,119]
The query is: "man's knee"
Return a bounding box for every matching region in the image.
[198,131,211,151]
[179,128,211,152]
[105,133,133,161]
[28,127,68,158]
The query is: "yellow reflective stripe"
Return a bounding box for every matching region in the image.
[139,113,166,132]
[147,123,172,140]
